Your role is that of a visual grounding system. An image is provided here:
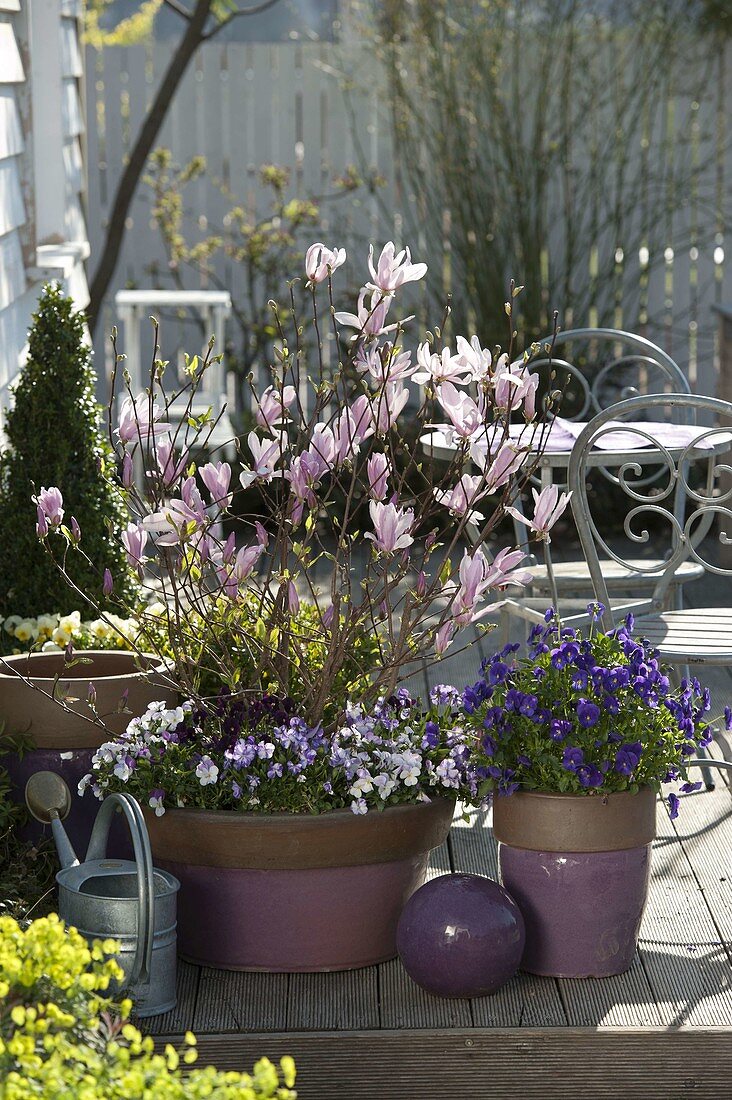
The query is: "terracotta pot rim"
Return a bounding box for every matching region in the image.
[144,796,456,870]
[493,785,657,852]
[0,650,169,684]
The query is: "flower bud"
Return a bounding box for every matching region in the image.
[103,569,114,596]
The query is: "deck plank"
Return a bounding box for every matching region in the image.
[636,800,732,1026]
[143,959,199,1034]
[286,969,380,1031]
[193,969,289,1032]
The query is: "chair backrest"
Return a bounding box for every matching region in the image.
[567,393,732,631]
[515,328,690,421]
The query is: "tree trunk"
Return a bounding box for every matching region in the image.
[87,0,213,337]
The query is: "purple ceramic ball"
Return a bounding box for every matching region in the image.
[396,872,525,998]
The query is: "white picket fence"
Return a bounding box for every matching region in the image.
[85,27,732,406]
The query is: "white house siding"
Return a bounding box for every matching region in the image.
[0,0,90,432]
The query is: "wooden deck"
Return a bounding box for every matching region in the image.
[143,575,732,1098]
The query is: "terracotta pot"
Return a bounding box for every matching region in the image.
[0,650,174,749]
[493,788,656,979]
[144,797,455,972]
[0,650,177,854]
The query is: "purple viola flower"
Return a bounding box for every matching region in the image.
[550,719,572,742]
[668,792,681,820]
[516,754,532,768]
[487,660,510,686]
[576,698,600,728]
[481,734,498,758]
[614,741,642,776]
[680,781,702,794]
[576,763,603,788]
[421,720,441,749]
[562,746,584,771]
[518,694,539,718]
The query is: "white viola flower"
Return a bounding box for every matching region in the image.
[77,774,92,796]
[349,770,375,797]
[350,797,369,815]
[373,773,397,800]
[435,758,461,787]
[148,790,166,817]
[113,758,133,782]
[3,615,21,636]
[196,757,219,785]
[14,619,39,644]
[392,750,422,786]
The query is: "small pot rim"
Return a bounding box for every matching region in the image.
[492,786,657,852]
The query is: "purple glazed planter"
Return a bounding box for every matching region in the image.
[492,789,656,979]
[144,798,455,972]
[498,844,651,978]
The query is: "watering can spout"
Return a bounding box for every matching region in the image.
[24,771,80,868]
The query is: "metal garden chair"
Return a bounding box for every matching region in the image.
[567,392,732,788]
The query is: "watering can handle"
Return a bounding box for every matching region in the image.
[85,794,155,987]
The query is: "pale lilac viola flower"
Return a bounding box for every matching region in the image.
[33,486,64,527]
[434,474,487,523]
[436,381,485,440]
[506,484,572,542]
[305,242,346,284]
[367,452,390,500]
[117,392,169,445]
[412,343,470,387]
[200,460,232,509]
[335,288,399,338]
[240,432,284,488]
[373,381,410,434]
[367,241,427,293]
[195,756,219,785]
[121,522,148,574]
[365,500,415,554]
[256,384,297,432]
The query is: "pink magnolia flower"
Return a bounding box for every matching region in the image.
[284,451,323,523]
[122,452,134,489]
[287,580,300,615]
[33,486,64,526]
[70,517,81,544]
[454,335,493,383]
[121,522,148,574]
[306,424,337,475]
[476,441,525,492]
[365,500,414,554]
[305,242,346,284]
[367,241,427,293]
[367,452,390,500]
[356,343,415,386]
[373,382,410,434]
[451,546,531,626]
[240,432,284,488]
[35,507,48,537]
[217,527,268,597]
[412,344,470,387]
[435,620,455,656]
[436,381,485,440]
[493,357,540,419]
[350,394,375,442]
[256,385,297,432]
[506,484,572,542]
[200,460,232,509]
[155,438,188,490]
[143,477,207,547]
[434,474,487,523]
[117,392,169,445]
[335,288,397,338]
[103,569,114,596]
[333,407,361,464]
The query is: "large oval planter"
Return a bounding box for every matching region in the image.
[0,650,176,854]
[493,789,656,979]
[144,797,455,972]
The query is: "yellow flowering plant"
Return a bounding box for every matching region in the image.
[0,914,297,1099]
[0,609,143,655]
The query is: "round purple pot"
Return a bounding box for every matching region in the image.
[144,798,455,972]
[493,789,656,979]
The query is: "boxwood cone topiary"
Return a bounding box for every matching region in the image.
[0,283,134,618]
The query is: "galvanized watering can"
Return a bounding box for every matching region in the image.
[25,771,179,1018]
